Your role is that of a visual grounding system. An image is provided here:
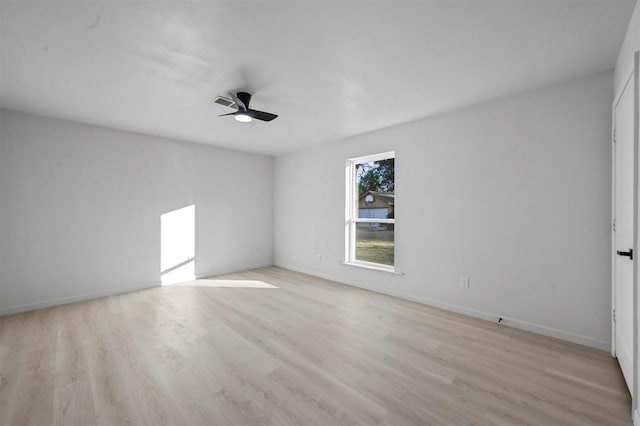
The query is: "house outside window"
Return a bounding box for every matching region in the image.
[346,151,395,270]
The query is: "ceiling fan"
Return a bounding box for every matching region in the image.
[216,92,278,123]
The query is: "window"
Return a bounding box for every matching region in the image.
[346,151,395,270]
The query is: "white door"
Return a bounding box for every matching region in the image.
[614,71,635,395]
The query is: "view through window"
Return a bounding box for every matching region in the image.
[347,151,395,269]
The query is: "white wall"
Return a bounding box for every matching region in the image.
[615,0,639,94]
[0,110,273,314]
[274,71,613,349]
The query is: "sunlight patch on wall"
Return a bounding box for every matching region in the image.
[161,204,195,285]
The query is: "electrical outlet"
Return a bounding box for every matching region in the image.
[459,276,470,289]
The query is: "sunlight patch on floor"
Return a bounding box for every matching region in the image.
[168,279,279,288]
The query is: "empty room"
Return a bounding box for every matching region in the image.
[1,1,640,425]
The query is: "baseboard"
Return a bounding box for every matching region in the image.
[275,262,610,351]
[2,261,611,351]
[0,281,161,316]
[195,261,274,279]
[0,262,275,317]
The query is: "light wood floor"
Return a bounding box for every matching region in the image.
[0,267,632,425]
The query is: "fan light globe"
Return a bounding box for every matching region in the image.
[235,113,252,123]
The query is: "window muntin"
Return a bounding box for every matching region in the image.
[346,151,395,270]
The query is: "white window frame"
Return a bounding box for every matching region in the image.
[345,151,395,272]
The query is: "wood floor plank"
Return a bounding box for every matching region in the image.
[0,266,632,425]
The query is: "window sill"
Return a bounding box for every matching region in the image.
[342,261,405,275]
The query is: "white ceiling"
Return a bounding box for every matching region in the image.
[0,1,636,155]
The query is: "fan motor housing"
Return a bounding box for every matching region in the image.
[236,92,252,109]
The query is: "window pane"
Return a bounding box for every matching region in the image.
[357,158,394,219]
[356,158,394,196]
[355,223,394,266]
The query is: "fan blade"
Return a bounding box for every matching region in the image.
[218,112,237,117]
[249,109,278,122]
[229,92,246,111]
